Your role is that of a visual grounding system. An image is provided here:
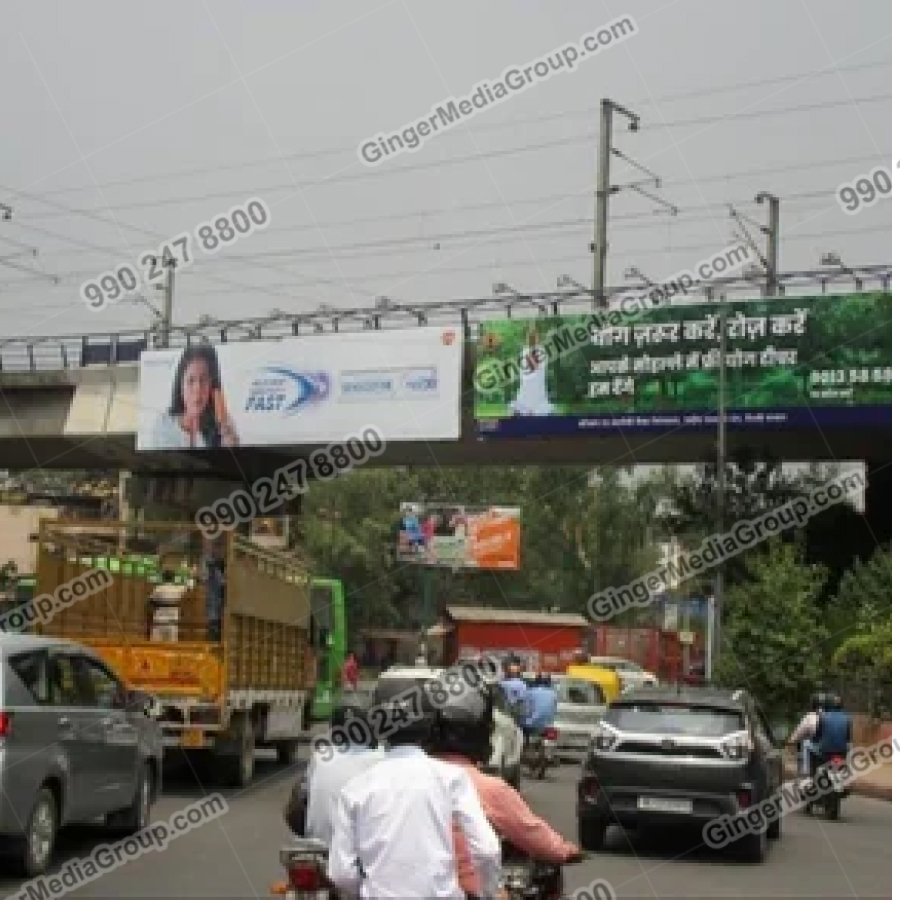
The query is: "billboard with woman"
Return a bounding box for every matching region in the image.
[144,345,238,449]
[137,327,463,449]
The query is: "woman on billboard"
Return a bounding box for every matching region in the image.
[509,326,555,416]
[151,345,238,448]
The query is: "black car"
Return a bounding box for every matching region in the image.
[577,686,784,862]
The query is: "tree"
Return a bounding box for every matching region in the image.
[714,541,828,721]
[662,447,808,584]
[292,465,665,633]
[831,548,891,718]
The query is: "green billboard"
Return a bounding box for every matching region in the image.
[473,291,891,437]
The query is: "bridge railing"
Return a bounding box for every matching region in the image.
[0,267,890,372]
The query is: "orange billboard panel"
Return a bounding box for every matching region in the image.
[396,503,521,570]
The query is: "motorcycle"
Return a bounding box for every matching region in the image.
[501,840,565,900]
[522,729,553,780]
[803,752,848,820]
[270,837,332,900]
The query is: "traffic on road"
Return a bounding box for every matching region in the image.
[0,656,889,899]
[0,743,889,899]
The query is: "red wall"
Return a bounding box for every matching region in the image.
[451,622,585,672]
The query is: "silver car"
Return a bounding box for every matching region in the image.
[0,634,163,876]
[551,676,607,761]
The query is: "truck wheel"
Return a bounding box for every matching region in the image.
[218,717,255,787]
[276,740,300,765]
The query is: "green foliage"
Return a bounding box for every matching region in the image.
[831,548,892,717]
[293,465,665,635]
[715,541,829,721]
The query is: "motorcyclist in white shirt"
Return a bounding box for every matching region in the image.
[284,702,383,841]
[328,679,502,900]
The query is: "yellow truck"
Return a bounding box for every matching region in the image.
[34,520,316,787]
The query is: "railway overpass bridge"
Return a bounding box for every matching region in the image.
[0,278,891,540]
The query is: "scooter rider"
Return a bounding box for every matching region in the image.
[499,657,528,713]
[430,679,582,898]
[810,692,852,772]
[328,679,502,900]
[523,672,557,748]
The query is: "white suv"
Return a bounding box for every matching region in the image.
[376,666,523,788]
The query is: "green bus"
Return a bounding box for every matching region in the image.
[309,577,347,721]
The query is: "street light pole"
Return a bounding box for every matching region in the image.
[713,300,728,673]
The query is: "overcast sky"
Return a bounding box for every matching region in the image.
[0,0,890,340]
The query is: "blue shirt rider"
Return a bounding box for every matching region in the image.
[524,675,557,739]
[813,693,852,763]
[499,659,528,720]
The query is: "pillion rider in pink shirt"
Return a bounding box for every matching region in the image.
[429,682,581,897]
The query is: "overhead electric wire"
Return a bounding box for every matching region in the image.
[66,190,847,263]
[3,189,872,290]
[6,223,889,315]
[1,193,857,287]
[7,94,891,221]
[15,58,891,200]
[0,189,380,302]
[8,154,884,266]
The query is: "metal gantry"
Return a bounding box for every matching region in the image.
[0,264,891,372]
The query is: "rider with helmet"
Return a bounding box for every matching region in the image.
[288,702,383,842]
[523,672,557,746]
[790,691,850,776]
[499,657,528,720]
[328,678,501,900]
[810,692,852,772]
[430,677,581,897]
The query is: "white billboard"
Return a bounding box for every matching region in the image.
[136,326,462,449]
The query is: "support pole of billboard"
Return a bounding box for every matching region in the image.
[712,299,728,675]
[418,563,435,665]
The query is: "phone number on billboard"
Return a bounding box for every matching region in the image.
[196,426,385,539]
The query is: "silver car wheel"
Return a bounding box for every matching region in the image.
[28,794,56,872]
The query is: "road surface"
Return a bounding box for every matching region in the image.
[0,751,891,898]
